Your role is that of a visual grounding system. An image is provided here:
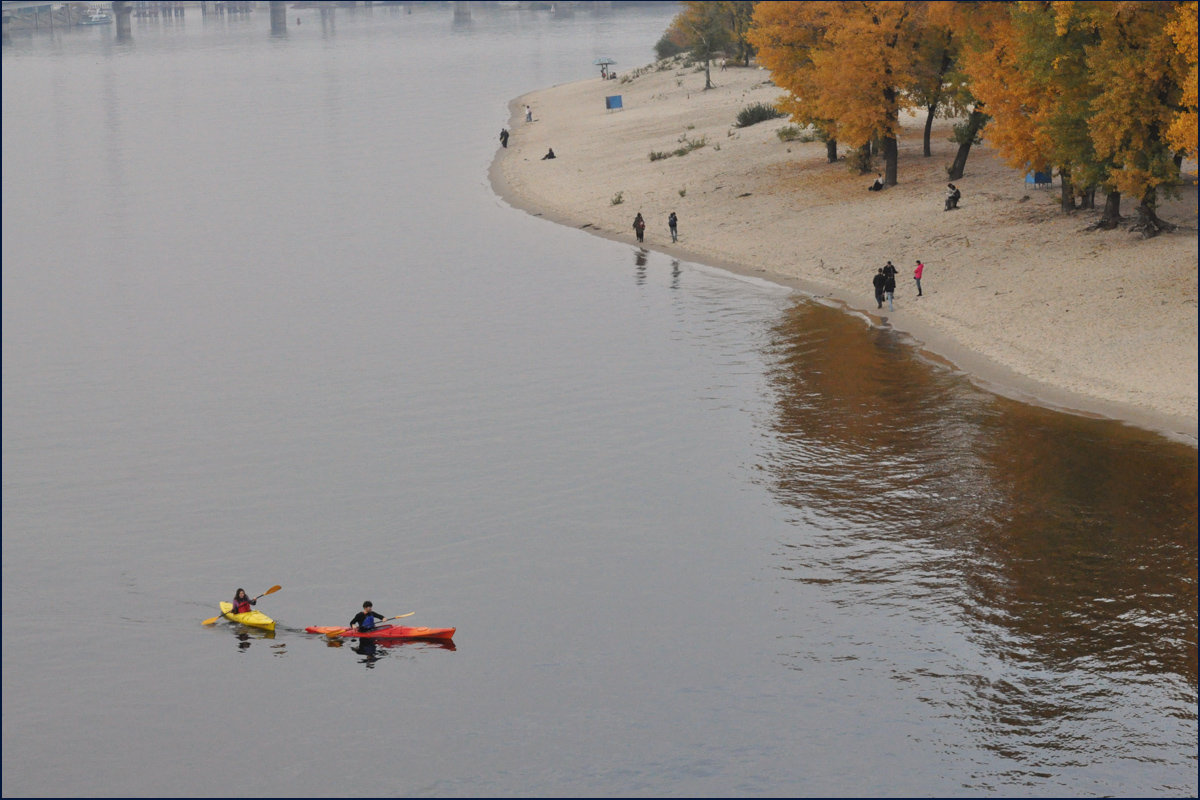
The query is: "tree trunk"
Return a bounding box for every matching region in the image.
[704,58,713,90]
[923,104,936,157]
[883,135,898,186]
[1130,185,1176,237]
[947,107,987,181]
[1078,186,1096,210]
[922,41,952,159]
[1058,167,1076,212]
[825,139,838,163]
[1089,190,1122,230]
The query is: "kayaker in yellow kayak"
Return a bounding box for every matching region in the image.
[350,601,385,632]
[232,588,257,614]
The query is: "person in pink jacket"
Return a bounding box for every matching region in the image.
[914,260,925,297]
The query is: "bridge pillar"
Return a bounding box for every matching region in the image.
[112,1,132,41]
[453,2,470,23]
[269,0,287,35]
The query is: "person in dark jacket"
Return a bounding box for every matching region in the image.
[945,183,961,210]
[884,269,897,311]
[499,128,509,148]
[872,269,886,309]
[350,601,385,632]
[668,211,678,242]
[633,212,646,243]
[232,588,256,614]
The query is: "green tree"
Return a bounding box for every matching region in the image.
[668,1,734,90]
[718,1,759,66]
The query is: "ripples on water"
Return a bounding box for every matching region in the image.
[760,301,1197,791]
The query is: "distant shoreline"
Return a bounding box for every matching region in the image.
[490,63,1198,444]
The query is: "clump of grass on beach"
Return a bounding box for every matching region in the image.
[674,134,707,156]
[734,102,786,128]
[777,124,817,143]
[649,135,708,162]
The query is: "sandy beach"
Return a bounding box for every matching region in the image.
[491,61,1198,442]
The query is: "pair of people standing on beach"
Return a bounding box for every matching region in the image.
[882,261,898,311]
[631,212,678,244]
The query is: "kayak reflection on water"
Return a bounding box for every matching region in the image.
[353,639,381,667]
[349,638,457,666]
[234,630,275,652]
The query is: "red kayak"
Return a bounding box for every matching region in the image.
[306,625,455,641]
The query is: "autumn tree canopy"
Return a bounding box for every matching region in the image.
[749,1,925,186]
[732,1,1199,234]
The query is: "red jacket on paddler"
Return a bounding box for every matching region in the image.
[232,588,256,614]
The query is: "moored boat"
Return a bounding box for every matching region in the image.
[219,601,276,632]
[79,8,113,25]
[306,624,455,641]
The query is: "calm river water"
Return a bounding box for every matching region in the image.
[2,4,1196,797]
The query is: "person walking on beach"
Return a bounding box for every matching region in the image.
[882,260,897,284]
[873,269,886,310]
[914,260,924,296]
[633,212,646,243]
[525,105,533,123]
[668,211,678,243]
[884,267,897,311]
[499,128,509,148]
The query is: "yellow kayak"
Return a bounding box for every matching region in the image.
[218,601,276,632]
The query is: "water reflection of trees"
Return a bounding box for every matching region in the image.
[759,299,1198,696]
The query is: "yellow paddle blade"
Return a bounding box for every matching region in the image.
[394,612,416,620]
[325,629,348,639]
[201,616,221,625]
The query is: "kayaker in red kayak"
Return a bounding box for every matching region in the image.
[232,588,257,614]
[350,601,385,632]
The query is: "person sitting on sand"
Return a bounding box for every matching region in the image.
[541,148,556,160]
[945,183,961,210]
[869,173,884,191]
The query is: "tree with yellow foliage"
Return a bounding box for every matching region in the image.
[963,2,1106,214]
[1070,1,1189,234]
[751,2,923,185]
[962,1,1190,233]
[749,1,842,163]
[1166,1,1198,164]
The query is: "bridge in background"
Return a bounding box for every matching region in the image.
[3,1,616,35]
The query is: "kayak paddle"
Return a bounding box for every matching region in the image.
[324,612,415,638]
[201,585,282,625]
